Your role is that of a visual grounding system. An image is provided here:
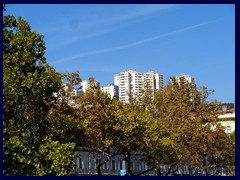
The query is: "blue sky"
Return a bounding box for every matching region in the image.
[5,4,235,103]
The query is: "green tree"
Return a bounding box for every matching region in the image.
[3,11,77,175]
[152,77,229,175]
[225,131,235,175]
[73,77,116,175]
[133,81,179,176]
[109,100,157,176]
[226,131,235,167]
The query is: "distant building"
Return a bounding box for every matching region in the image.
[52,83,78,106]
[209,111,235,134]
[217,113,235,134]
[144,71,164,94]
[174,74,193,83]
[131,70,144,99]
[76,89,83,95]
[81,79,100,92]
[101,83,119,100]
[114,70,132,103]
[81,80,90,92]
[114,70,163,103]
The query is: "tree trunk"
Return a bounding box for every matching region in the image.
[156,168,163,176]
[126,153,134,176]
[97,165,102,176]
[137,167,154,176]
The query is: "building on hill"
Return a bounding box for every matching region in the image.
[81,79,100,92]
[144,71,164,94]
[101,83,119,100]
[114,70,163,103]
[173,74,193,83]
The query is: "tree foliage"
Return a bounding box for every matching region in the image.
[148,77,230,175]
[3,8,233,176]
[3,11,77,175]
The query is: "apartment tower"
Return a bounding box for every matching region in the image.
[114,70,163,103]
[144,71,164,94]
[101,83,119,100]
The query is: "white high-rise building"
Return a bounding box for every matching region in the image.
[114,71,131,102]
[114,70,163,103]
[174,74,193,83]
[144,71,164,94]
[174,74,194,102]
[81,80,90,92]
[114,74,120,87]
[101,83,119,100]
[81,79,100,92]
[61,82,78,96]
[131,70,144,98]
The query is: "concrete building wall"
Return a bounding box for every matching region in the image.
[144,71,163,94]
[72,151,154,176]
[117,71,131,103]
[101,84,119,99]
[175,74,193,83]
[217,113,235,133]
[114,70,163,103]
[82,80,90,92]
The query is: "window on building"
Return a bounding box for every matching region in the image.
[134,163,138,170]
[104,161,109,170]
[142,162,146,171]
[226,125,232,133]
[77,158,83,169]
[88,157,91,169]
[139,163,142,171]
[112,160,116,170]
[94,159,96,169]
[119,160,123,170]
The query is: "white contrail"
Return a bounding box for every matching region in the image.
[53,21,211,65]
[93,4,179,26]
[42,5,178,34]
